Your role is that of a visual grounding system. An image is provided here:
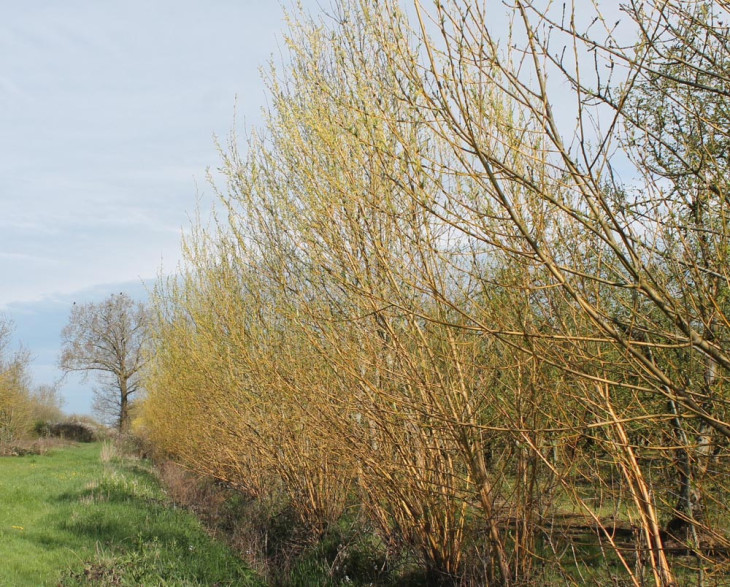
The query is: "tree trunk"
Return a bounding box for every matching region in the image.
[119,377,129,433]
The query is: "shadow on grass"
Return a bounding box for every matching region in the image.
[54,467,165,508]
[115,460,161,483]
[50,466,258,585]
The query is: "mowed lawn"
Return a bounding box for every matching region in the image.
[0,442,259,586]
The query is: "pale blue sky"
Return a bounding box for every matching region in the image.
[1,0,319,414]
[0,0,633,416]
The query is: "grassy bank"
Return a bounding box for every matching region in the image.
[0,441,259,586]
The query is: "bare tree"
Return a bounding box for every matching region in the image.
[60,293,148,431]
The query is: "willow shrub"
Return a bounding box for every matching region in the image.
[142,1,730,585]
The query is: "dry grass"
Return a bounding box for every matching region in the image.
[98,440,119,463]
[0,437,75,456]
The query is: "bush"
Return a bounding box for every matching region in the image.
[48,420,98,443]
[33,419,51,437]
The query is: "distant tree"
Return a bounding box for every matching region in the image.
[0,315,33,444]
[60,293,148,432]
[29,383,64,424]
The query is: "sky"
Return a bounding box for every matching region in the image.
[0,0,319,415]
[0,1,635,417]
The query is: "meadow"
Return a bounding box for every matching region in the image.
[0,441,259,586]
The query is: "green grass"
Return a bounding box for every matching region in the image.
[0,442,260,586]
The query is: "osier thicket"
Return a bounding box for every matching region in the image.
[142,1,730,584]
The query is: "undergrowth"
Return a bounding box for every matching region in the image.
[157,461,443,586]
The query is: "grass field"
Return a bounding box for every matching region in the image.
[0,441,260,586]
